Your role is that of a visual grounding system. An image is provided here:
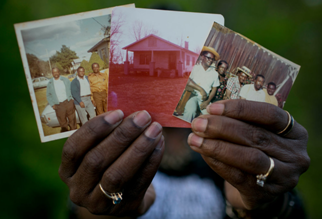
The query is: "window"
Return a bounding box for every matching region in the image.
[139,54,151,65]
[186,55,190,65]
[192,57,196,65]
[148,38,157,47]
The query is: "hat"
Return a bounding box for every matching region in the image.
[236,66,252,78]
[201,46,220,61]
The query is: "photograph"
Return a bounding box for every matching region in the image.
[174,21,300,123]
[14,4,134,142]
[107,7,224,128]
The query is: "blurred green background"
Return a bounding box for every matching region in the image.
[0,0,321,218]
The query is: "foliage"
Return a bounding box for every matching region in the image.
[50,45,78,74]
[26,53,51,78]
[80,59,91,75]
[52,62,64,74]
[88,52,105,70]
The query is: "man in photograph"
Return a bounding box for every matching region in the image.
[224,66,251,100]
[211,60,229,102]
[46,67,77,132]
[71,66,96,125]
[239,74,266,102]
[183,46,220,122]
[263,82,278,106]
[88,63,108,115]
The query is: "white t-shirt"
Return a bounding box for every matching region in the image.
[53,78,67,102]
[189,64,220,97]
[77,76,91,96]
[239,84,265,102]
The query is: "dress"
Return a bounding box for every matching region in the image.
[263,89,278,106]
[88,71,108,115]
[226,76,242,99]
[211,77,228,102]
[71,76,96,125]
[46,76,76,132]
[239,84,266,102]
[183,64,220,122]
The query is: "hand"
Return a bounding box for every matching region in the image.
[80,102,85,108]
[91,99,96,107]
[59,110,164,216]
[187,100,309,210]
[199,101,209,111]
[199,89,207,101]
[52,105,56,110]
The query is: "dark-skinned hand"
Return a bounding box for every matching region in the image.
[188,100,310,210]
[59,110,164,217]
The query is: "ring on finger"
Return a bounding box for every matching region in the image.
[277,111,294,136]
[256,157,275,187]
[99,183,123,204]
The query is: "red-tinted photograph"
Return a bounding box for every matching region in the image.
[107,7,224,127]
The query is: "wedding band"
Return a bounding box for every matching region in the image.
[99,183,123,204]
[256,157,275,187]
[277,111,294,136]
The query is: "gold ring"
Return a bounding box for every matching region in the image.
[277,111,294,136]
[256,157,275,187]
[99,183,123,204]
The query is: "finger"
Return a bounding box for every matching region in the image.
[69,111,153,191]
[206,100,303,139]
[84,135,165,216]
[188,133,292,182]
[59,110,124,181]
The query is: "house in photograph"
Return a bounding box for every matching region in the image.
[122,34,199,77]
[88,37,110,64]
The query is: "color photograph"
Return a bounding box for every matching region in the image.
[174,22,300,123]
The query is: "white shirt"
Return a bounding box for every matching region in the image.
[189,64,220,97]
[53,78,67,102]
[77,76,91,96]
[239,84,266,102]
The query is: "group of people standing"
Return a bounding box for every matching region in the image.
[183,46,279,122]
[46,63,108,132]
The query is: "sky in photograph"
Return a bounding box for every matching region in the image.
[22,14,111,62]
[112,7,225,59]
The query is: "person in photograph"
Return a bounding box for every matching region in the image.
[210,60,229,103]
[88,63,108,115]
[182,46,220,122]
[223,66,251,100]
[46,67,77,132]
[239,74,266,102]
[263,82,278,106]
[71,66,96,125]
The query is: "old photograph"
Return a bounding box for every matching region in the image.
[14,4,134,142]
[107,7,224,128]
[174,22,300,123]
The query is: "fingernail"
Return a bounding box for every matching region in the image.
[145,122,162,138]
[104,110,124,124]
[188,133,203,147]
[207,103,224,115]
[192,117,208,132]
[133,110,151,127]
[156,135,164,149]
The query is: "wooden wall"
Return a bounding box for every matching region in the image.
[204,22,300,102]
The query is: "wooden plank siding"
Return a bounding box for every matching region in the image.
[203,22,300,102]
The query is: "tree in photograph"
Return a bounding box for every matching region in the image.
[89,52,105,70]
[110,10,125,64]
[131,20,160,41]
[52,62,64,73]
[26,53,40,78]
[50,45,78,74]
[80,59,91,75]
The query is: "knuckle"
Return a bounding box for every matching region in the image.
[266,105,282,127]
[83,151,105,174]
[211,140,226,158]
[132,142,151,158]
[232,171,247,185]
[298,154,311,173]
[288,176,299,189]
[62,138,78,162]
[69,188,83,206]
[87,205,104,215]
[245,149,265,171]
[250,127,270,148]
[104,169,124,190]
[112,125,133,145]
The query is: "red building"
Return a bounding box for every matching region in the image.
[122,34,199,77]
